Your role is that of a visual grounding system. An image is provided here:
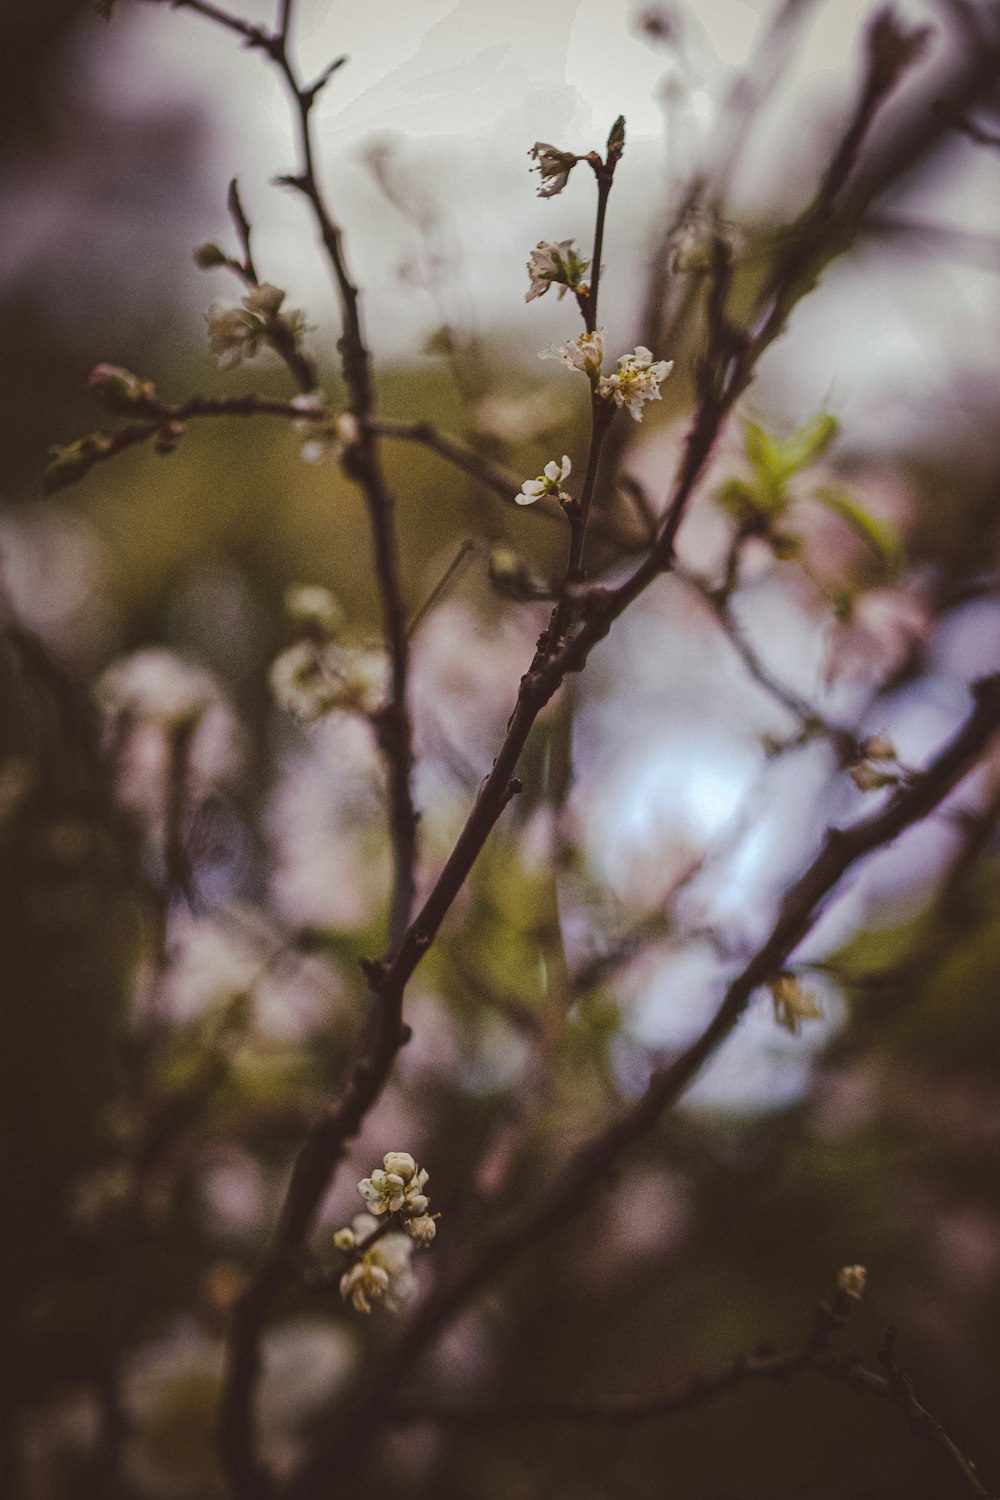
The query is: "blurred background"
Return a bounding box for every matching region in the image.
[4,0,1000,1496]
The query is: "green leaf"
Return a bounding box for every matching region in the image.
[745,412,839,495]
[812,484,902,572]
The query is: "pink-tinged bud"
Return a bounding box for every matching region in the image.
[87,365,157,415]
[154,420,185,456]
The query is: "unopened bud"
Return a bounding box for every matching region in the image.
[193,242,228,270]
[87,364,157,415]
[154,420,185,456]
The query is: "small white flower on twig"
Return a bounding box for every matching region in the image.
[357,1153,431,1217]
[528,142,580,198]
[525,240,590,303]
[597,345,674,421]
[205,282,309,369]
[539,327,605,381]
[406,1214,437,1245]
[516,454,572,507]
[358,1167,407,1215]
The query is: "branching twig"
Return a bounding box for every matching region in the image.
[392,1290,996,1499]
[286,675,1000,1497]
[137,2,419,1491]
[673,563,861,762]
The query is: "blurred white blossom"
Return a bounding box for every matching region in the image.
[269,641,388,724]
[283,583,344,641]
[96,648,243,853]
[206,283,309,369]
[338,1213,417,1314]
[406,1213,436,1245]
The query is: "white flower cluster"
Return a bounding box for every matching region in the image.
[336,1215,417,1314]
[333,1152,437,1314]
[527,142,579,198]
[515,454,572,508]
[205,283,309,370]
[525,240,590,303]
[539,330,673,422]
[358,1151,433,1231]
[269,584,388,726]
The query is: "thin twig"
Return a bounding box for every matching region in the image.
[392,1293,995,1499]
[137,2,418,1492]
[673,564,860,762]
[286,676,1000,1498]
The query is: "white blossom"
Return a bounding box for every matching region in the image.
[338,1215,418,1314]
[294,403,360,466]
[339,1258,391,1314]
[597,346,674,421]
[269,641,388,724]
[242,282,286,318]
[205,283,308,369]
[358,1167,408,1215]
[206,304,261,369]
[403,1167,430,1216]
[528,142,579,198]
[539,327,605,382]
[516,454,572,507]
[284,584,343,641]
[382,1151,417,1184]
[525,240,590,303]
[406,1214,436,1245]
[768,973,822,1035]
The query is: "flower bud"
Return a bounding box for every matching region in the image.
[193,242,228,269]
[333,1227,356,1252]
[383,1151,417,1183]
[406,1214,437,1246]
[87,364,157,415]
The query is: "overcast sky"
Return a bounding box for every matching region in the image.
[58,0,1000,448]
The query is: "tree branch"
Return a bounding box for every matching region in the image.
[393,1291,996,1499]
[287,674,1000,1497]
